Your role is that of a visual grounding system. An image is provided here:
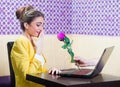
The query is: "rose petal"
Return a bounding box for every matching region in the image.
[57,32,65,41]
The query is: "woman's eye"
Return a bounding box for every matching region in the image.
[36,22,44,27]
[36,24,40,27]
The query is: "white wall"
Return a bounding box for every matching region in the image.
[0,35,120,77]
[0,35,20,76]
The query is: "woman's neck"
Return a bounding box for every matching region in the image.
[23,32,36,49]
[23,32,31,40]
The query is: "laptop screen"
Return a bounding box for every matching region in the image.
[91,46,114,77]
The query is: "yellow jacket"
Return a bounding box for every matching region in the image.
[11,36,47,87]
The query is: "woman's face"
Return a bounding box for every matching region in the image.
[25,16,44,37]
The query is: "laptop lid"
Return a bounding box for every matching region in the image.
[90,46,114,77]
[58,46,114,78]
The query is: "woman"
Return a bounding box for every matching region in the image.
[11,5,60,87]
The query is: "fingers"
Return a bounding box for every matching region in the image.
[74,59,85,64]
[38,30,44,38]
[74,56,80,60]
[35,31,44,54]
[74,56,89,67]
[75,61,87,67]
[49,69,60,75]
[75,56,89,63]
[37,31,41,38]
[48,68,61,75]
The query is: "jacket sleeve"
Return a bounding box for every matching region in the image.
[11,39,45,79]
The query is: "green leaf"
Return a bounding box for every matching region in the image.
[62,44,67,49]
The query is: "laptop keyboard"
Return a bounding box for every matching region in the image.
[60,68,93,75]
[73,69,93,75]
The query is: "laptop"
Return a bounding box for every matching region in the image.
[58,46,114,78]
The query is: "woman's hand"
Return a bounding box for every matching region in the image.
[34,31,44,54]
[48,68,61,75]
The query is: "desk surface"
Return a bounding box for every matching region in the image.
[26,73,120,87]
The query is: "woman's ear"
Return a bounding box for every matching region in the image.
[24,22,29,29]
